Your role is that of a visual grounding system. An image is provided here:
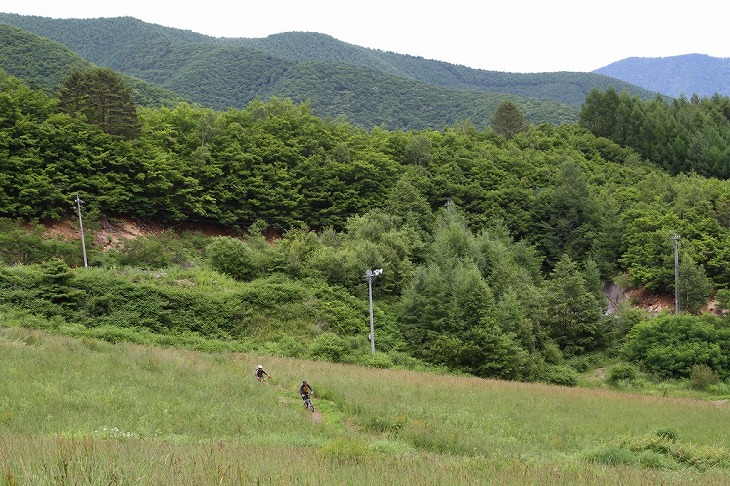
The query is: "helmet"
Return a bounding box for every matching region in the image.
[302,380,308,384]
[257,365,263,369]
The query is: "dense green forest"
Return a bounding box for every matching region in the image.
[0,14,664,130]
[580,87,730,177]
[1,67,730,390]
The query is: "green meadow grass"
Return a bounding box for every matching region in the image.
[1,326,729,485]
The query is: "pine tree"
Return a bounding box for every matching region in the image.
[544,254,606,354]
[490,100,527,139]
[58,67,140,140]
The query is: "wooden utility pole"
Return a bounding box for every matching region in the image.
[75,194,88,268]
[671,232,681,313]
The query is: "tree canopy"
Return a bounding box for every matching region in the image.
[58,67,140,139]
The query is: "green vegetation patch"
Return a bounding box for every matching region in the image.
[584,430,730,471]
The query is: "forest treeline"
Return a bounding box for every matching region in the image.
[2,68,730,387]
[580,87,730,177]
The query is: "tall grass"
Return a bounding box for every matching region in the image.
[2,327,729,485]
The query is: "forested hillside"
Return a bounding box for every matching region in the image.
[262,61,578,128]
[0,24,187,107]
[2,67,730,391]
[0,13,661,129]
[236,31,657,106]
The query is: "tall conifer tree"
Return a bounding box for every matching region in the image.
[59,67,140,140]
[490,100,527,139]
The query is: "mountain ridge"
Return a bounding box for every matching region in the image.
[0,14,583,127]
[5,13,720,130]
[594,53,730,98]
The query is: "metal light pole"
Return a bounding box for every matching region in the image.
[366,268,383,354]
[75,194,88,268]
[671,232,681,314]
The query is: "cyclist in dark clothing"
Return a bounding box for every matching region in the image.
[300,380,313,407]
[255,365,269,382]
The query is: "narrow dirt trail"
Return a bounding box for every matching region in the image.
[278,394,322,422]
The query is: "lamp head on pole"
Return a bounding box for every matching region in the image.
[365,268,384,279]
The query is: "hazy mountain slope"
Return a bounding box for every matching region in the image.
[241,31,661,106]
[0,23,89,91]
[236,31,404,76]
[264,61,579,129]
[0,13,210,66]
[158,47,293,110]
[0,23,187,107]
[0,13,654,109]
[0,19,574,127]
[594,54,730,98]
[0,14,579,126]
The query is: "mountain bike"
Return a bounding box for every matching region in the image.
[302,393,315,412]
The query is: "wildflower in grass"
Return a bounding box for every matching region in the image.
[95,426,135,438]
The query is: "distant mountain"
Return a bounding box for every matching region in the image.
[0,13,661,129]
[594,54,730,98]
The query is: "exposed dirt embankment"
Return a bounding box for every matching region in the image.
[606,283,720,315]
[43,217,235,250]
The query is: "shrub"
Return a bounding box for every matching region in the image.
[570,356,589,372]
[539,364,577,387]
[362,352,393,369]
[0,219,86,266]
[690,364,720,391]
[109,231,190,269]
[655,428,679,442]
[309,332,347,362]
[266,335,307,357]
[388,351,428,370]
[584,432,730,471]
[623,314,730,379]
[540,339,564,364]
[584,446,637,467]
[305,246,361,290]
[705,382,730,396]
[608,363,639,385]
[206,236,257,281]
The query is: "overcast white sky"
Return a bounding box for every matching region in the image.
[4,1,728,73]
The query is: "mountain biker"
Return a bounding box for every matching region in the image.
[255,365,269,382]
[299,380,313,406]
